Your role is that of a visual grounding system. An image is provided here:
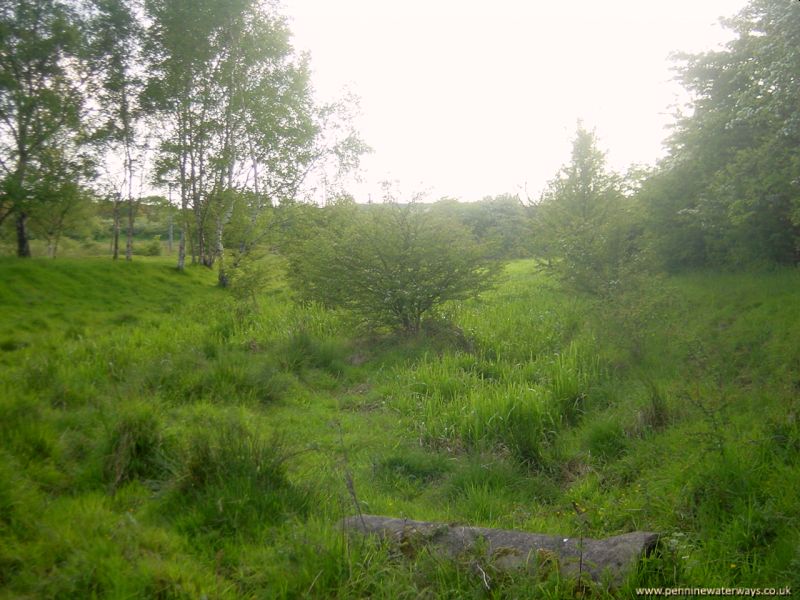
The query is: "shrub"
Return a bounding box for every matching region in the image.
[287,201,498,333]
[142,236,162,256]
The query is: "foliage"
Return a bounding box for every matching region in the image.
[1,0,364,265]
[142,0,365,276]
[0,258,799,596]
[431,194,532,260]
[88,0,146,262]
[27,179,95,259]
[532,124,646,295]
[0,0,86,257]
[288,201,498,332]
[645,0,800,268]
[141,236,162,256]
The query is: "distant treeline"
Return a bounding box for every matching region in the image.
[1,0,797,281]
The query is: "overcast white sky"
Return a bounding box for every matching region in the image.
[281,0,749,202]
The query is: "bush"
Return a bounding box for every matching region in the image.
[287,201,498,333]
[142,236,162,256]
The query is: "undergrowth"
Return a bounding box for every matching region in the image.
[0,257,798,597]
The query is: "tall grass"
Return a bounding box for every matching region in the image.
[1,258,799,596]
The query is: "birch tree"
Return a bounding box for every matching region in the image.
[88,0,144,260]
[0,0,85,257]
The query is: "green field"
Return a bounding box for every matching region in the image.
[1,258,798,598]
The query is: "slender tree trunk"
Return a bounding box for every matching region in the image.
[112,196,121,260]
[195,205,206,265]
[16,211,31,257]
[50,232,61,259]
[177,221,186,270]
[168,213,173,253]
[177,186,188,271]
[125,197,134,260]
[216,214,227,287]
[177,175,187,270]
[188,219,196,264]
[216,194,235,287]
[177,113,188,271]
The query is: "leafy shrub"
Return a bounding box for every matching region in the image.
[141,236,162,256]
[288,201,497,332]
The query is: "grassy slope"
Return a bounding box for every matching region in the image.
[0,258,798,598]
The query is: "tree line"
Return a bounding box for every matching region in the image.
[1,0,797,304]
[533,0,799,297]
[288,0,800,331]
[0,0,365,282]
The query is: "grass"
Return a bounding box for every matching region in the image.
[0,256,799,597]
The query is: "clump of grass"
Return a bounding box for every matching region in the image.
[373,450,452,489]
[169,420,310,538]
[278,327,348,376]
[0,338,27,352]
[419,316,475,351]
[546,340,600,426]
[447,457,526,499]
[639,379,670,433]
[760,399,800,466]
[139,346,294,405]
[584,418,628,464]
[407,357,474,400]
[104,404,172,491]
[686,451,765,529]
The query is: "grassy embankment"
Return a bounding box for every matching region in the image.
[0,257,798,598]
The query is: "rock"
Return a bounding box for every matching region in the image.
[341,515,660,585]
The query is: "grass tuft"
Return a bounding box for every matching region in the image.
[105,404,172,491]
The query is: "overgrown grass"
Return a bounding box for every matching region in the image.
[0,257,798,597]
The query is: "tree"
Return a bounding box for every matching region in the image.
[458,194,530,260]
[647,0,800,267]
[142,0,357,284]
[532,124,638,295]
[26,145,94,257]
[88,0,144,261]
[288,201,498,333]
[0,0,86,257]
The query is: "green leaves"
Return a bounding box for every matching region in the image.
[532,124,641,296]
[0,0,88,255]
[650,0,800,267]
[287,202,498,333]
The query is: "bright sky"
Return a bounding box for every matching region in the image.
[282,0,749,202]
